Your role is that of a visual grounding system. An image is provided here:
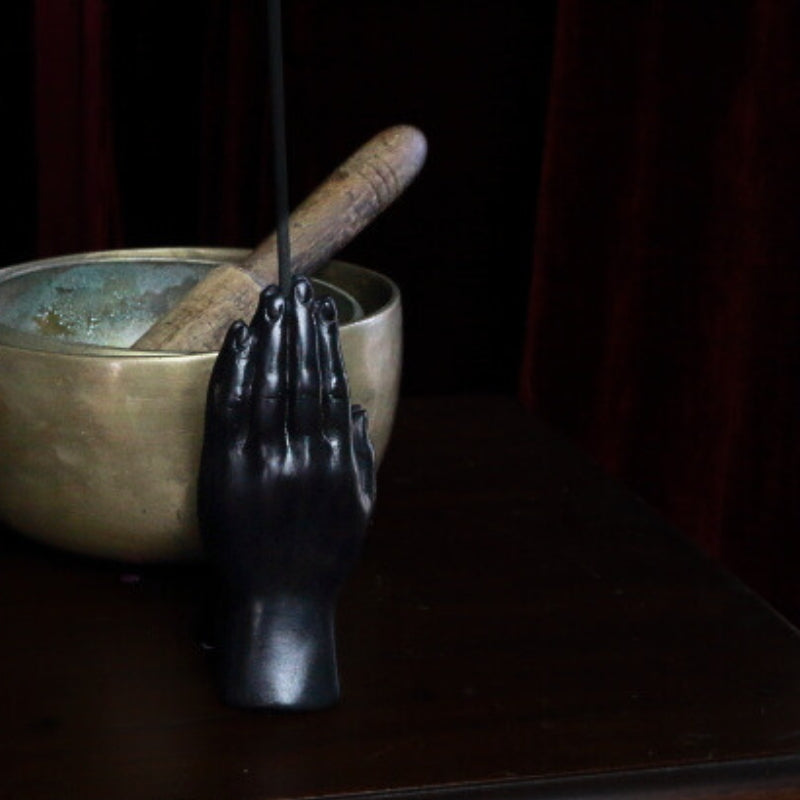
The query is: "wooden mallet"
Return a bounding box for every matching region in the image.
[133,125,427,353]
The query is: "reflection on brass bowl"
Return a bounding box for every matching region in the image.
[0,248,402,561]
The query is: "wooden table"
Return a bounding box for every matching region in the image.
[2,396,799,799]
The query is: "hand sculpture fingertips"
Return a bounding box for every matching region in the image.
[250,286,287,446]
[289,277,322,438]
[200,321,252,549]
[208,321,253,442]
[314,295,352,443]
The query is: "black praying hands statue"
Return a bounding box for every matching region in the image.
[198,276,376,711]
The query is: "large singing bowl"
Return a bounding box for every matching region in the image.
[0,248,402,561]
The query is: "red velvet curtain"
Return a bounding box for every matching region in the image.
[521,1,800,618]
[34,0,121,256]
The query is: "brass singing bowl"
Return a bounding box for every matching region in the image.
[0,248,402,561]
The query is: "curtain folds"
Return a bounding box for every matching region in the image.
[520,1,800,618]
[34,0,121,256]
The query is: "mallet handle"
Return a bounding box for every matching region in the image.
[133,125,427,352]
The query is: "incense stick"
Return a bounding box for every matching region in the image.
[267,0,291,296]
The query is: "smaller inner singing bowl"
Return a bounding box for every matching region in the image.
[0,248,402,561]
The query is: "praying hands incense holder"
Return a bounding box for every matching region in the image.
[196,0,390,710]
[199,277,375,710]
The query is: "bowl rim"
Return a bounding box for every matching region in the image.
[0,247,400,360]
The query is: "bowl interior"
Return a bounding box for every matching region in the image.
[0,256,363,351]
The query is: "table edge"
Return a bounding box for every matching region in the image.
[300,754,800,800]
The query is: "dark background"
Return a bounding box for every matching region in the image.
[0,2,797,622]
[0,1,555,396]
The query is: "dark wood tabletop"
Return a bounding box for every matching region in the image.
[2,395,800,800]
